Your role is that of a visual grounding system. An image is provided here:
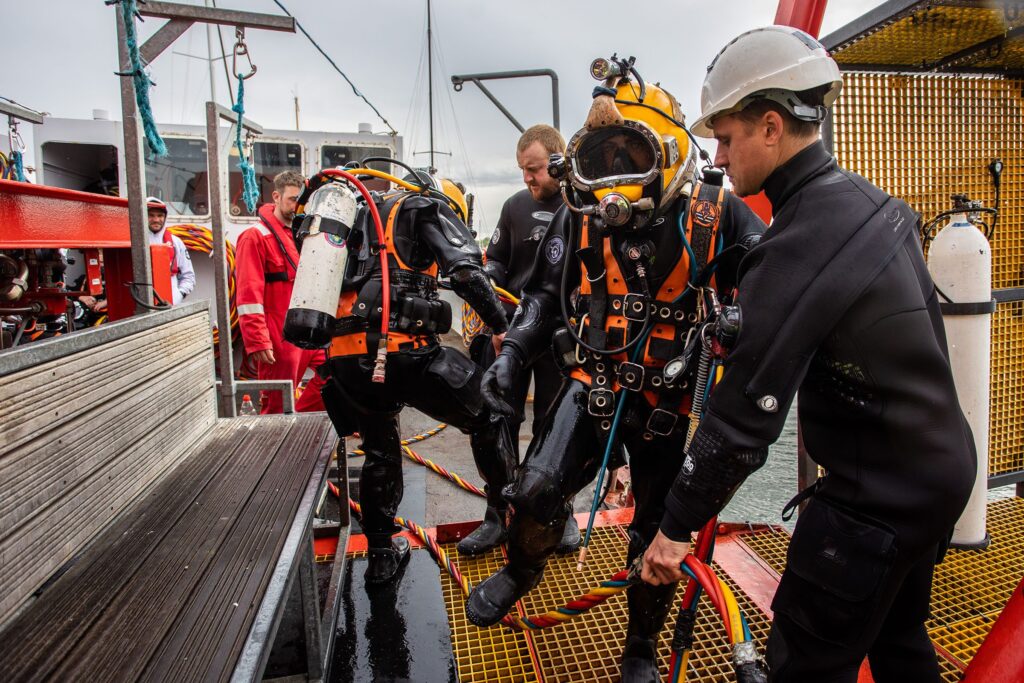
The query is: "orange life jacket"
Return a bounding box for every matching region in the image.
[330,194,442,357]
[569,181,725,427]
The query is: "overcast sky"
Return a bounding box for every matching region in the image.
[4,0,883,233]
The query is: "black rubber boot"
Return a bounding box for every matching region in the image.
[465,562,544,627]
[620,530,676,682]
[556,511,581,554]
[619,635,661,683]
[365,535,411,585]
[465,512,563,626]
[460,420,517,557]
[457,505,508,556]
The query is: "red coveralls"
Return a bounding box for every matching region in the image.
[235,203,326,414]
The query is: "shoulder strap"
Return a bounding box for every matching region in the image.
[383,194,414,270]
[686,181,726,281]
[259,214,298,272]
[577,216,609,350]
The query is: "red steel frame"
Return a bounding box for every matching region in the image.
[0,179,172,321]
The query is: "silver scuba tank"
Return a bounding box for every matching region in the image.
[284,182,359,349]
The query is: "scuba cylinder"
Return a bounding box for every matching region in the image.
[284,182,359,349]
[926,193,995,549]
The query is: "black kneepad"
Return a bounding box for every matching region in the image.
[502,467,566,522]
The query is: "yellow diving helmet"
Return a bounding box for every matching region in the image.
[439,177,470,224]
[561,55,698,231]
[403,170,471,225]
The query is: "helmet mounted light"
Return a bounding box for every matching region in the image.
[590,57,622,81]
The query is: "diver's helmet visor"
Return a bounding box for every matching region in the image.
[566,121,663,192]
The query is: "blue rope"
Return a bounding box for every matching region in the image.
[232,76,259,214]
[116,0,166,157]
[11,150,26,182]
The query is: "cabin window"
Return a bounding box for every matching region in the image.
[228,141,302,217]
[320,145,393,191]
[145,137,209,216]
[39,142,119,195]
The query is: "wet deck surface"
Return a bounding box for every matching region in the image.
[332,379,1021,682]
[332,550,457,683]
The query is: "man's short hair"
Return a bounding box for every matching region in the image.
[516,124,566,156]
[735,85,830,139]
[274,170,305,193]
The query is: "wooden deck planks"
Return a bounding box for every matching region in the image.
[144,415,334,682]
[0,419,251,682]
[0,351,215,537]
[0,307,337,682]
[45,417,297,682]
[0,311,212,454]
[0,309,216,624]
[0,384,216,623]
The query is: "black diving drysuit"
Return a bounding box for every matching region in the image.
[465,181,765,675]
[319,192,514,584]
[662,141,977,682]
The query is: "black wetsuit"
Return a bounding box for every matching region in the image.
[662,141,976,681]
[484,189,563,297]
[320,195,513,549]
[466,188,764,640]
[475,188,564,445]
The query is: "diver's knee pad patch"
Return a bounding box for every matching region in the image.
[502,466,565,522]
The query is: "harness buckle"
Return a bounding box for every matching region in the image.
[617,362,645,392]
[587,388,616,417]
[645,408,678,436]
[622,293,648,321]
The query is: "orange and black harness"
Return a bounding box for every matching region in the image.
[569,181,725,438]
[330,193,452,358]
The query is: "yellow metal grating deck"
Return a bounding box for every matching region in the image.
[989,300,1024,476]
[440,543,538,683]
[736,498,1024,678]
[441,524,774,682]
[335,503,1020,680]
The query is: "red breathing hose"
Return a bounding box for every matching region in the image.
[678,517,718,608]
[320,169,390,379]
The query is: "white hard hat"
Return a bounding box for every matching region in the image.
[146,196,168,213]
[691,26,843,138]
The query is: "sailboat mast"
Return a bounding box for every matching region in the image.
[427,0,434,171]
[205,0,217,104]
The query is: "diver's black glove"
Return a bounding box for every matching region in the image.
[480,349,523,418]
